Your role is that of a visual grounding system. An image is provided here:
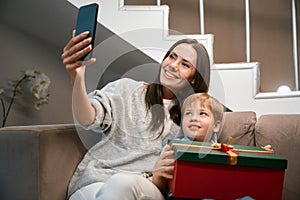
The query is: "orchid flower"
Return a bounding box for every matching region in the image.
[0,68,50,127]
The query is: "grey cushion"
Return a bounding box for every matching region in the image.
[0,124,86,200]
[218,111,256,146]
[255,115,300,200]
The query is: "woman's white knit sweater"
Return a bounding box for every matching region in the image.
[68,78,180,196]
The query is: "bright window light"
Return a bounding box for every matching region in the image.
[277,85,291,93]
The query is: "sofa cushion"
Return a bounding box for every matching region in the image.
[218,111,256,146]
[255,114,300,200]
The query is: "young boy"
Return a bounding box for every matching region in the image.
[153,93,271,199]
[152,93,224,197]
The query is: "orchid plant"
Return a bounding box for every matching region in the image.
[0,69,50,127]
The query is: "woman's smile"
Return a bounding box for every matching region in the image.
[163,67,180,79]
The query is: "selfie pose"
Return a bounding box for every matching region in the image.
[61,29,211,199]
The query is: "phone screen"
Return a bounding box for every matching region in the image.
[75,3,99,61]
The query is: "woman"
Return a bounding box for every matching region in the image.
[61,30,211,200]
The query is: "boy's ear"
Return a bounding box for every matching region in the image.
[213,120,221,133]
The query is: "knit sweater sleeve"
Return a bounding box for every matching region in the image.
[84,78,145,133]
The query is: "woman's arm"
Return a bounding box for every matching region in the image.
[61,30,97,126]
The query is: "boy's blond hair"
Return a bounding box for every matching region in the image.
[181,93,224,123]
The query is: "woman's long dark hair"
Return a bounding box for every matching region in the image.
[145,39,211,134]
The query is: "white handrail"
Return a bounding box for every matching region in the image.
[245,0,250,62]
[199,0,205,34]
[292,0,299,90]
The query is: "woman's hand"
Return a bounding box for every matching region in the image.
[61,30,96,85]
[61,30,97,126]
[152,145,175,195]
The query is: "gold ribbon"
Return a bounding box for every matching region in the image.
[171,140,273,166]
[226,150,238,165]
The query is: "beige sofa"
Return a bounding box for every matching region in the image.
[0,111,299,200]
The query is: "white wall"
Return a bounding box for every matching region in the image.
[69,0,300,117]
[210,63,300,117]
[69,0,214,63]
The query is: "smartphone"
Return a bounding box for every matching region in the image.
[75,3,99,61]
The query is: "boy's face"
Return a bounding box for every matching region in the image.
[182,101,220,142]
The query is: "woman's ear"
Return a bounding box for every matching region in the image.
[191,79,195,85]
[213,120,221,133]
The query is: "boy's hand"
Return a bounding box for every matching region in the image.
[262,144,274,152]
[153,145,175,179]
[152,145,175,194]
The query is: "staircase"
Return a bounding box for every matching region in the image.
[68,0,300,117]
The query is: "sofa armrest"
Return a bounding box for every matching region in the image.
[255,114,300,200]
[0,124,87,200]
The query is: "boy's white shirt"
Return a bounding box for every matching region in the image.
[161,132,218,155]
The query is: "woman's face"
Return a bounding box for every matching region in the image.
[160,43,197,98]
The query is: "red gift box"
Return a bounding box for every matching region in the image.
[168,139,287,200]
